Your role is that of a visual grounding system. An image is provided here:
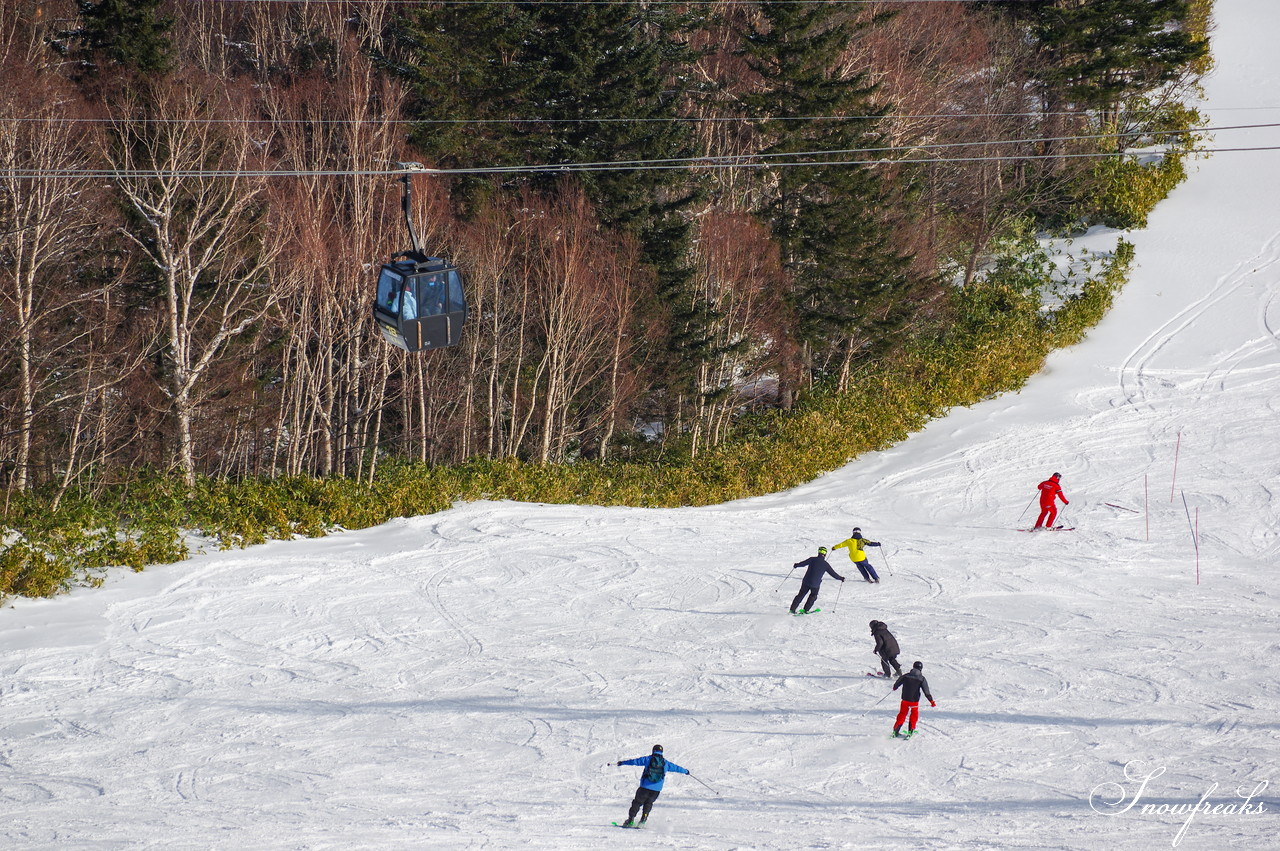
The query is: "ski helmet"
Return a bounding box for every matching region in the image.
[1052,472,1061,479]
[818,546,828,555]
[852,527,861,535]
[652,744,663,753]
[912,661,923,670]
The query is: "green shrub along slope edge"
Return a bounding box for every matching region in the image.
[0,240,1133,601]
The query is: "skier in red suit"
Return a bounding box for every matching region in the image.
[1033,472,1069,529]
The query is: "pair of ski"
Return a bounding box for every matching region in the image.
[613,821,646,829]
[891,730,916,740]
[1017,525,1074,532]
[792,608,820,616]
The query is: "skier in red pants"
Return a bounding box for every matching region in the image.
[891,661,935,738]
[1033,472,1069,530]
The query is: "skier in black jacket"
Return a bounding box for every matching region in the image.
[789,547,845,614]
[870,620,902,678]
[891,661,936,738]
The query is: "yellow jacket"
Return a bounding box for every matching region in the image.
[832,536,878,562]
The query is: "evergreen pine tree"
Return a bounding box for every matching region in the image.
[1034,0,1208,114]
[74,0,173,76]
[383,1,702,247]
[981,0,1208,116]
[376,1,536,207]
[740,2,912,378]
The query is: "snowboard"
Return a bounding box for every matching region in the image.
[792,608,821,616]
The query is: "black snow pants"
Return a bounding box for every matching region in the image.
[627,787,661,821]
[790,585,819,613]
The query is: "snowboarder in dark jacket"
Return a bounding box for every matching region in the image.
[615,744,690,827]
[789,547,845,614]
[870,620,902,678]
[891,661,936,738]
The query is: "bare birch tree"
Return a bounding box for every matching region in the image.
[105,74,282,486]
[688,211,791,455]
[0,58,103,490]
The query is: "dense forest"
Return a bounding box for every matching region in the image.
[2,0,1209,501]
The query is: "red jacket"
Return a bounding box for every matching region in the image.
[1038,477,1068,507]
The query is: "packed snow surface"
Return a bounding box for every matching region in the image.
[3,1,1278,848]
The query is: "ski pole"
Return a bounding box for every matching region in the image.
[858,688,895,718]
[880,545,894,577]
[1017,496,1038,524]
[773,566,796,592]
[831,578,845,613]
[688,773,720,795]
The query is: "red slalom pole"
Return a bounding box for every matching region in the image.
[1170,431,1181,502]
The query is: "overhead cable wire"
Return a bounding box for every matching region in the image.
[8,145,1279,180]
[13,108,1280,126]
[5,122,1271,181]
[429,145,1280,175]
[394,122,1271,175]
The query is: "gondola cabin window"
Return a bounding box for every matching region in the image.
[376,267,407,318]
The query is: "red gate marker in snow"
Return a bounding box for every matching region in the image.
[1170,431,1181,502]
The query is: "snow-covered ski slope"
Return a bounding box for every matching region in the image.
[4,3,1279,849]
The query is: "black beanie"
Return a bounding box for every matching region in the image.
[913,661,923,670]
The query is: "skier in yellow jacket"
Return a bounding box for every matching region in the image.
[831,527,882,583]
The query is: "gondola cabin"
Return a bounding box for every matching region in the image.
[372,251,467,352]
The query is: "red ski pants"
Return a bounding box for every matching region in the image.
[894,700,919,731]
[1035,502,1059,528]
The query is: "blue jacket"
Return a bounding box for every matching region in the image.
[618,753,689,791]
[792,555,845,588]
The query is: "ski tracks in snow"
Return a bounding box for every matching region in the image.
[1117,229,1280,415]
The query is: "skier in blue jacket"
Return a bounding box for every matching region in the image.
[615,744,690,827]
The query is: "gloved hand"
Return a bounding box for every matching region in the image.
[616,761,623,766]
[930,701,937,707]
[1064,500,1070,505]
